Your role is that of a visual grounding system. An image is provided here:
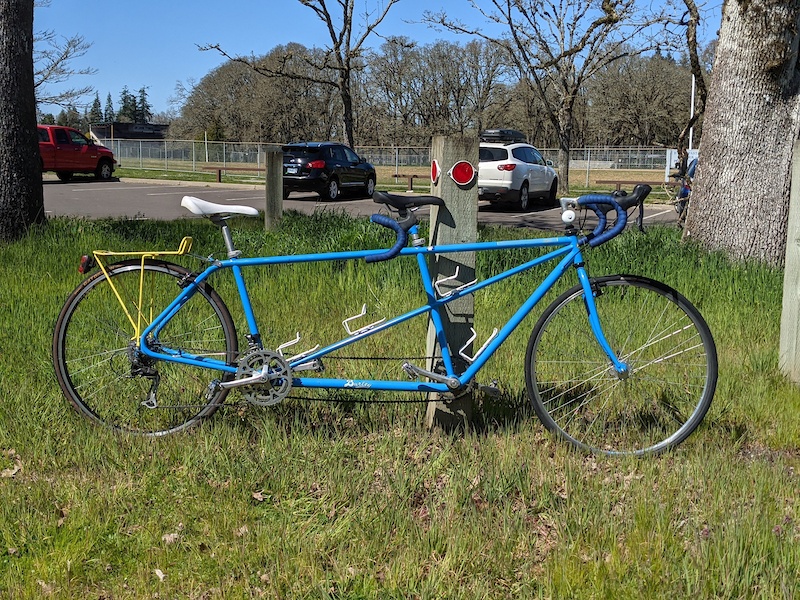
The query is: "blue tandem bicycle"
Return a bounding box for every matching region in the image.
[52,185,717,455]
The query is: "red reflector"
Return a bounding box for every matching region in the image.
[497,164,516,171]
[431,159,440,184]
[449,160,477,186]
[307,159,326,169]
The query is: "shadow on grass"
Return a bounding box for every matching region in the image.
[212,386,533,440]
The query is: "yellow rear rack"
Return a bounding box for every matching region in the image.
[93,236,194,341]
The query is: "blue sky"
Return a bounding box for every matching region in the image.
[35,0,722,117]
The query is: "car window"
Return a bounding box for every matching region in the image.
[512,147,532,163]
[342,147,359,163]
[37,129,49,143]
[68,131,89,146]
[54,129,70,145]
[282,147,320,160]
[330,146,347,162]
[479,147,508,162]
[530,148,545,166]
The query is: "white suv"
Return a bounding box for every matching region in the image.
[478,130,558,210]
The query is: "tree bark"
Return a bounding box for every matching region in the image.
[0,0,44,241]
[684,0,800,266]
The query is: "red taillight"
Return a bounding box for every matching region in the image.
[497,164,516,171]
[307,159,326,169]
[78,255,95,274]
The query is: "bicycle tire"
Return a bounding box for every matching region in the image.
[525,275,717,456]
[52,259,238,436]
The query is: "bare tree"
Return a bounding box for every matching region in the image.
[363,37,422,144]
[171,45,341,143]
[202,0,400,148]
[461,39,512,134]
[586,51,692,146]
[33,1,95,108]
[426,0,672,193]
[0,0,45,241]
[685,0,800,266]
[671,0,709,155]
[360,37,511,145]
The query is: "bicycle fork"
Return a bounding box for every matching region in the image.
[575,265,630,379]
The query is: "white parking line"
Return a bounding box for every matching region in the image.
[71,185,165,192]
[145,188,257,196]
[643,208,673,221]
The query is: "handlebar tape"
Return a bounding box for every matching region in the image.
[577,184,652,247]
[578,194,627,248]
[365,214,408,263]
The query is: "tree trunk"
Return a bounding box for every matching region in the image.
[684,0,800,266]
[339,70,356,149]
[556,102,574,195]
[0,0,44,241]
[557,144,570,195]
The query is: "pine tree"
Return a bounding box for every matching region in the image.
[104,93,115,122]
[137,86,152,123]
[56,105,81,128]
[117,87,137,122]
[88,92,103,123]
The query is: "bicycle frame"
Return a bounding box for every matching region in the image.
[137,223,628,395]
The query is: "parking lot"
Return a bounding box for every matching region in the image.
[42,177,677,231]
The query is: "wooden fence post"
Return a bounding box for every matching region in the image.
[779,140,800,382]
[265,145,282,230]
[424,134,479,430]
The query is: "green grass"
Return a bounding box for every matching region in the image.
[1,213,799,598]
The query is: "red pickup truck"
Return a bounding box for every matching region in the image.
[38,125,116,182]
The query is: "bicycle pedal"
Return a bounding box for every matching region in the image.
[402,362,418,380]
[205,379,221,401]
[401,362,460,389]
[479,380,501,398]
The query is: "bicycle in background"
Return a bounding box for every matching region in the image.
[670,156,698,228]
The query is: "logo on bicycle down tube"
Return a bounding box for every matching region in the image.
[344,380,372,389]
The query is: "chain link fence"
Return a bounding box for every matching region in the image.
[99,138,671,175]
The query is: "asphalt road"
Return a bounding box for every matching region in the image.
[42,176,679,231]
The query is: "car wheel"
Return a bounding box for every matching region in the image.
[323,178,340,201]
[95,159,113,180]
[519,182,530,211]
[283,187,290,200]
[548,179,558,206]
[364,176,375,198]
[56,171,73,183]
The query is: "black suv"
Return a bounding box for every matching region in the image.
[282,142,376,200]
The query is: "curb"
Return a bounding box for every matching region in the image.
[118,177,265,191]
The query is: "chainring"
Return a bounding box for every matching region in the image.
[236,349,292,406]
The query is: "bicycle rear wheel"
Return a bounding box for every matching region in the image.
[525,275,717,456]
[52,259,238,436]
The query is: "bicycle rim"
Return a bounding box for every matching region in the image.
[526,275,717,456]
[52,260,238,436]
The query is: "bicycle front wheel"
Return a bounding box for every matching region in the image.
[52,259,238,436]
[526,275,717,456]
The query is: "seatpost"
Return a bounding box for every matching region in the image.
[210,216,241,258]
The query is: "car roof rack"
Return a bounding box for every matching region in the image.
[479,129,527,144]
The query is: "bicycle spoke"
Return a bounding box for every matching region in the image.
[53,260,237,436]
[527,275,716,455]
